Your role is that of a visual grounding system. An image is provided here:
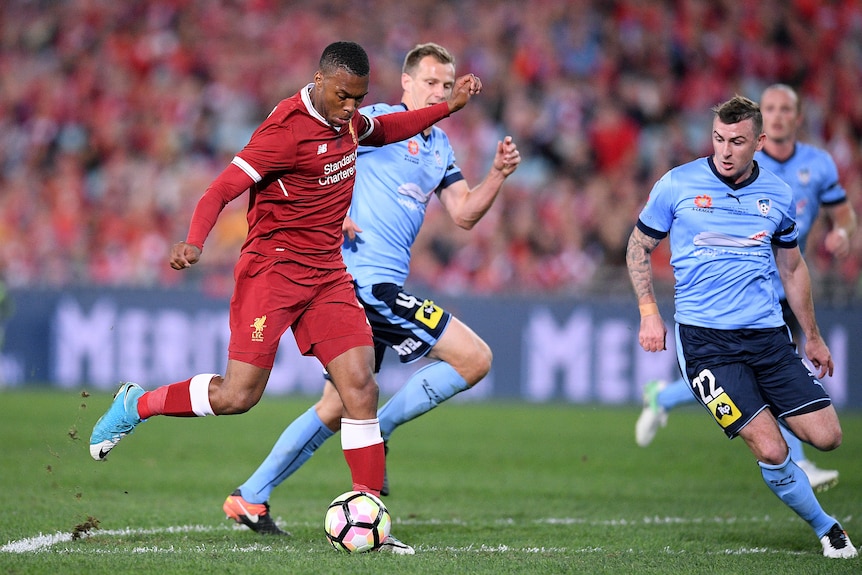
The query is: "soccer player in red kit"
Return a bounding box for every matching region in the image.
[89,41,481,553]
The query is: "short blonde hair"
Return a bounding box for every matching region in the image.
[402,43,455,75]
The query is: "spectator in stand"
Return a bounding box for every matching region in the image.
[0,0,860,297]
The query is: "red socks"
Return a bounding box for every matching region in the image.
[341,418,385,496]
[137,374,217,418]
[343,442,385,496]
[138,378,195,418]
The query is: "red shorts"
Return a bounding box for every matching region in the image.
[228,253,372,369]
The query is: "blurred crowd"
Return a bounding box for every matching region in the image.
[1,0,861,301]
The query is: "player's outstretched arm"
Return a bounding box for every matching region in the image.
[440,136,521,230]
[169,163,253,270]
[369,74,480,147]
[447,73,482,114]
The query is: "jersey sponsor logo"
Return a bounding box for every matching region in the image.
[691,368,742,429]
[693,231,762,247]
[707,393,741,428]
[395,293,444,329]
[694,194,713,208]
[320,151,357,186]
[393,337,422,357]
[407,140,419,155]
[250,315,267,342]
[415,300,443,329]
[397,182,433,205]
[757,198,771,216]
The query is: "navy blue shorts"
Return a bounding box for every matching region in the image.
[675,323,831,438]
[355,283,452,372]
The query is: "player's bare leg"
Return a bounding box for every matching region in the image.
[325,346,414,554]
[741,410,855,558]
[90,359,271,461]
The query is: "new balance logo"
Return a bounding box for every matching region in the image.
[317,143,328,155]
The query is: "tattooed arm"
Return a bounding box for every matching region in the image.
[626,226,668,352]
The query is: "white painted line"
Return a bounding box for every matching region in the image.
[2,515,840,555]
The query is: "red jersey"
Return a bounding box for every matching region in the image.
[186,84,451,270]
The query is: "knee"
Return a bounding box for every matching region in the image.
[800,418,843,452]
[315,393,344,430]
[212,387,262,415]
[810,429,842,452]
[758,444,791,466]
[462,340,493,387]
[332,372,379,417]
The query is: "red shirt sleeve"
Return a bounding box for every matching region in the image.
[186,163,253,250]
[360,102,450,147]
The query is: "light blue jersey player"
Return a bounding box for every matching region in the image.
[221,43,521,540]
[342,100,461,288]
[628,95,855,558]
[639,156,796,330]
[636,85,857,495]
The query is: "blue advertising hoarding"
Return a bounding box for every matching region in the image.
[1,288,858,407]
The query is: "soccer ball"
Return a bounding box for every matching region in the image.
[324,490,391,553]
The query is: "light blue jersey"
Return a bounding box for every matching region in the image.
[756,143,848,299]
[343,102,464,287]
[638,157,798,330]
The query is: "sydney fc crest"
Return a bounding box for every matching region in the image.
[757,198,771,216]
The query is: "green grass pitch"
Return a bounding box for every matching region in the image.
[1,388,860,574]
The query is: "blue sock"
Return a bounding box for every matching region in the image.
[239,406,334,503]
[759,453,836,538]
[657,378,696,410]
[779,424,807,463]
[378,361,468,441]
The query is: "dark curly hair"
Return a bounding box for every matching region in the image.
[319,41,370,77]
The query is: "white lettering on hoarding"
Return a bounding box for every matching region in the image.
[55,298,117,388]
[524,308,591,401]
[523,307,683,403]
[52,297,320,392]
[596,320,630,403]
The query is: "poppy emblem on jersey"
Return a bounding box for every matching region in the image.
[797,168,810,186]
[694,194,712,208]
[757,198,771,216]
[250,315,267,342]
[407,140,420,155]
[348,119,357,145]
